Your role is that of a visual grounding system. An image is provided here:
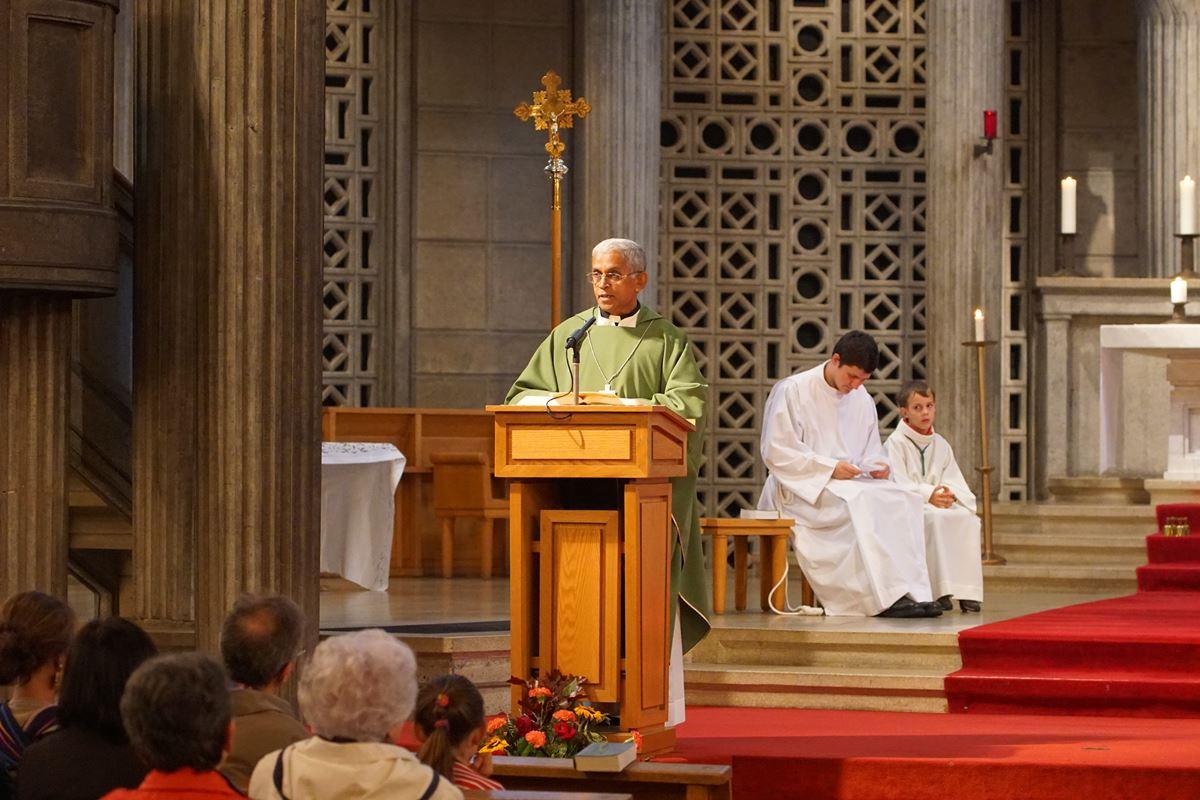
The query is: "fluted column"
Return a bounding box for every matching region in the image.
[0,297,70,599]
[575,0,662,305]
[1137,0,1200,277]
[926,0,1006,490]
[135,0,323,651]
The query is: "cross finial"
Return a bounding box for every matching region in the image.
[514,69,590,159]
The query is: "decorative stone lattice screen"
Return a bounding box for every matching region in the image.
[661,0,930,516]
[1000,0,1033,501]
[323,0,385,407]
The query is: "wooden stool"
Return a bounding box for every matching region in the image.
[700,518,814,613]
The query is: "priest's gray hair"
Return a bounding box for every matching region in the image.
[298,629,417,742]
[592,238,646,273]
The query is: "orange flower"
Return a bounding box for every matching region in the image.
[524,730,547,748]
[528,687,552,699]
[552,710,576,723]
[627,729,643,752]
[486,716,508,734]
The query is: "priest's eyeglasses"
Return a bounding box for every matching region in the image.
[586,270,641,285]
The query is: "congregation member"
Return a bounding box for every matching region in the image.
[506,237,710,725]
[102,652,242,799]
[248,629,461,800]
[413,674,502,792]
[17,617,158,800]
[886,380,984,613]
[0,591,75,795]
[219,594,308,792]
[757,331,939,618]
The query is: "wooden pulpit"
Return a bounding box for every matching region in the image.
[487,405,695,754]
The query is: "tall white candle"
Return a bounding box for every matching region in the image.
[1171,276,1188,304]
[1060,177,1077,234]
[1180,176,1196,235]
[974,308,985,341]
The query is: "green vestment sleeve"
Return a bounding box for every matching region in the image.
[504,307,712,654]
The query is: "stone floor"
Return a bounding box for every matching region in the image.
[318,574,1121,635]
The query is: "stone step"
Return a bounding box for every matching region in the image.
[992,502,1156,540]
[990,533,1147,566]
[686,625,962,671]
[684,662,949,713]
[983,563,1136,594]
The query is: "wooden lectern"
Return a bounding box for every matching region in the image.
[487,405,695,754]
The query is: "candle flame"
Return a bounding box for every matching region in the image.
[974,308,984,320]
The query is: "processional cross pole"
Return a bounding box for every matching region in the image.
[514,70,590,328]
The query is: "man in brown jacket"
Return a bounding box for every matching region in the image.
[217,594,309,792]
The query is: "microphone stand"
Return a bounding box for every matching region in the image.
[570,341,582,405]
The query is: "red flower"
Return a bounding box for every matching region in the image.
[553,722,577,740]
[514,715,535,735]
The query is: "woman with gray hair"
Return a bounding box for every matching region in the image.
[247,629,462,800]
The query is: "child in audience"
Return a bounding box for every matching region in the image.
[413,675,502,792]
[885,380,984,612]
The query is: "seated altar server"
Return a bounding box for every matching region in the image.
[885,380,983,613]
[505,237,710,725]
[757,331,939,618]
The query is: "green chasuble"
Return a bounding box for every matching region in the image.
[505,305,712,654]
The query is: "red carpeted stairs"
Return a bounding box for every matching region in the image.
[946,503,1200,717]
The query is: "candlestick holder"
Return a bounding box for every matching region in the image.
[1167,300,1197,323]
[1177,232,1198,280]
[961,338,1005,565]
[972,137,995,158]
[1052,232,1083,277]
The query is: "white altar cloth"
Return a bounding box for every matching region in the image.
[321,442,405,591]
[1100,324,1200,480]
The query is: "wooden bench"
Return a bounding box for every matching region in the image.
[700,517,814,612]
[491,757,730,800]
[464,791,632,800]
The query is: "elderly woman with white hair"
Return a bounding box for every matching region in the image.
[247,629,462,800]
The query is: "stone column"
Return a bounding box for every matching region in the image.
[134,0,324,651]
[926,0,1006,491]
[0,297,71,598]
[1138,0,1200,278]
[575,0,662,307]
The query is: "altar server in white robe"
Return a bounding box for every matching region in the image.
[757,331,939,618]
[885,380,983,612]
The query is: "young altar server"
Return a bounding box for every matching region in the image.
[885,380,983,612]
[505,238,710,726]
[757,331,940,618]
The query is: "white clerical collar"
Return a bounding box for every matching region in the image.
[898,418,935,446]
[594,304,640,327]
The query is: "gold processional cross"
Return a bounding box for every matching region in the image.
[514,69,590,328]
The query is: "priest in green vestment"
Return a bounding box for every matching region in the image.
[505,237,711,724]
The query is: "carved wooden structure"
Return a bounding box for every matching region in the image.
[490,405,693,754]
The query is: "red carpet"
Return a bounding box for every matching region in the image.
[672,706,1200,800]
[947,504,1200,717]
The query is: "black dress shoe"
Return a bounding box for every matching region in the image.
[936,595,953,611]
[876,597,925,618]
[917,601,944,617]
[959,599,982,613]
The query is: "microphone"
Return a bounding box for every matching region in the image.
[565,316,597,351]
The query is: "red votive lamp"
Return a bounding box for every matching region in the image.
[983,109,998,140]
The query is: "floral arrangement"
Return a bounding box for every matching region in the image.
[479,671,611,758]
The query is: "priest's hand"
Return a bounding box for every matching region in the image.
[930,485,955,508]
[832,461,862,480]
[868,463,890,480]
